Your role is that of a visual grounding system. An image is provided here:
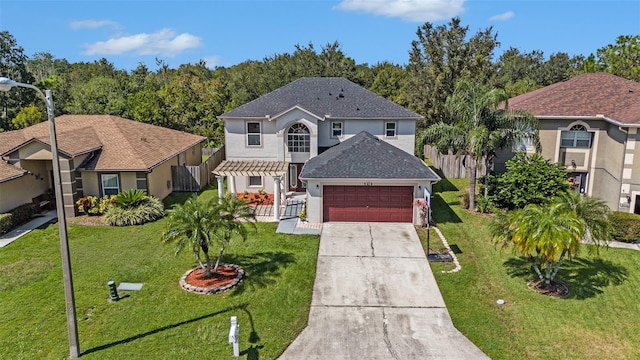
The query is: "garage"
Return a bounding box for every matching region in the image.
[323,185,413,222]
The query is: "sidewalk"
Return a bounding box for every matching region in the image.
[0,210,57,248]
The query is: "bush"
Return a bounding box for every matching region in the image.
[475,197,494,214]
[104,197,165,226]
[609,211,640,243]
[76,195,115,215]
[0,203,38,235]
[460,193,470,209]
[114,189,147,209]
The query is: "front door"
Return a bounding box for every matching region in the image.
[289,163,305,192]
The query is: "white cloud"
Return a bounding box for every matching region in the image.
[70,19,119,30]
[489,11,514,21]
[202,55,222,69]
[334,0,466,22]
[83,28,203,57]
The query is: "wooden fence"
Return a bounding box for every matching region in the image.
[424,144,487,179]
[171,146,225,192]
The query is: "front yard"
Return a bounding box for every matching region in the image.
[0,191,319,359]
[423,178,640,359]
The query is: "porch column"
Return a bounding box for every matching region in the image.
[228,175,236,195]
[216,176,225,203]
[273,176,281,221]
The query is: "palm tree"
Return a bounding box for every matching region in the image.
[490,202,584,287]
[162,195,219,277]
[555,190,611,250]
[211,192,257,273]
[420,79,539,210]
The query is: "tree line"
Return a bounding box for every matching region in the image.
[1,18,637,147]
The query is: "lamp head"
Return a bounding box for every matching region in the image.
[0,77,17,92]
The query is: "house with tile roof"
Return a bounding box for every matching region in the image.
[215,77,440,223]
[496,72,640,213]
[0,115,205,217]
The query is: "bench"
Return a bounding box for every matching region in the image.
[32,194,52,213]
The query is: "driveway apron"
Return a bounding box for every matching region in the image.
[278,223,489,360]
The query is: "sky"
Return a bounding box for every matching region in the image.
[1,0,639,72]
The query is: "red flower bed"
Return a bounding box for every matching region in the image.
[236,192,274,205]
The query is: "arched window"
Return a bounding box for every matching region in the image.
[561,124,592,148]
[287,123,310,152]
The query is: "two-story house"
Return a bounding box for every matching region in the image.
[215,77,440,223]
[496,72,640,213]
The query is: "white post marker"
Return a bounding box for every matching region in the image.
[229,316,240,357]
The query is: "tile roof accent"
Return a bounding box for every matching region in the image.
[0,115,205,171]
[213,160,289,176]
[0,162,27,183]
[221,77,422,120]
[507,73,640,124]
[299,131,441,180]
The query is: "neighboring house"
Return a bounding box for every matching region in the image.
[0,115,205,217]
[215,77,440,223]
[495,72,640,213]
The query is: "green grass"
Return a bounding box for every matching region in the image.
[428,178,640,359]
[0,190,319,360]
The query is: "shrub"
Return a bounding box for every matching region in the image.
[0,203,37,235]
[76,195,115,215]
[0,214,13,234]
[104,197,165,226]
[475,197,494,214]
[460,193,470,209]
[609,211,640,243]
[114,189,147,209]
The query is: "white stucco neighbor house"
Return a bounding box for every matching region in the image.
[214,77,440,224]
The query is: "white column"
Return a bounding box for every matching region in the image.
[216,176,225,202]
[273,176,281,221]
[228,175,236,195]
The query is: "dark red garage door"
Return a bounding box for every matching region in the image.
[323,185,413,222]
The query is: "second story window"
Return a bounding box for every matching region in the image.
[247,122,261,146]
[287,123,310,152]
[332,122,343,137]
[385,122,397,137]
[561,124,592,148]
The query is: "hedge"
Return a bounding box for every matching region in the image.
[0,203,38,235]
[609,211,640,243]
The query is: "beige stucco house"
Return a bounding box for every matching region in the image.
[215,77,440,224]
[496,72,640,213]
[0,115,205,217]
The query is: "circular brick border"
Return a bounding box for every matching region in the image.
[179,263,245,295]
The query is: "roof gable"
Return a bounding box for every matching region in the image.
[221,77,421,120]
[299,131,440,180]
[0,115,205,171]
[508,73,640,124]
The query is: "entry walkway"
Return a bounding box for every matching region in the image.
[278,223,489,359]
[0,210,57,248]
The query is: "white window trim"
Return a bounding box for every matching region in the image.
[246,121,262,147]
[247,176,263,187]
[287,123,310,153]
[384,121,397,138]
[559,123,593,149]
[101,173,120,196]
[331,121,343,138]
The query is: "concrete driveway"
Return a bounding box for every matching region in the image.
[278,223,489,360]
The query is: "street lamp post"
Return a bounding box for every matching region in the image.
[0,77,80,358]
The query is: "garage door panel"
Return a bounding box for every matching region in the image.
[323,185,413,223]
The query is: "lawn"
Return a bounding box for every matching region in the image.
[0,190,319,360]
[423,178,640,359]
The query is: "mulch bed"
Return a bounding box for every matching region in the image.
[528,280,569,297]
[180,264,244,294]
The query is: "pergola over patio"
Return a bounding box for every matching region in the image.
[213,160,289,221]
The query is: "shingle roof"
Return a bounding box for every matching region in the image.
[221,77,422,119]
[0,162,27,183]
[0,115,205,172]
[299,131,441,180]
[507,73,640,124]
